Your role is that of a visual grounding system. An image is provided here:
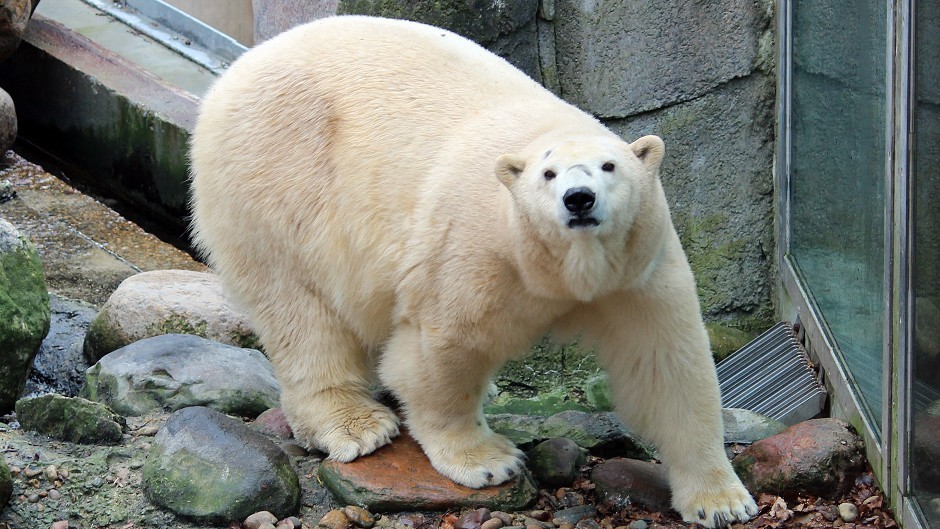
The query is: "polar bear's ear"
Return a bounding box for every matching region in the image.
[495,154,527,189]
[630,135,665,172]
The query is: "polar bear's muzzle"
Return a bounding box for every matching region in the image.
[563,187,600,229]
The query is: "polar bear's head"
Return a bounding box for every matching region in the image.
[495,134,665,240]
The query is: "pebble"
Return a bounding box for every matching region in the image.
[58,468,69,479]
[8,466,19,475]
[528,511,551,522]
[22,466,41,478]
[277,518,301,529]
[456,508,492,529]
[627,521,648,529]
[281,442,309,457]
[838,502,858,522]
[134,425,160,436]
[481,518,505,529]
[43,465,58,481]
[245,511,279,529]
[319,509,352,529]
[47,489,62,500]
[491,512,515,526]
[574,521,601,529]
[51,521,68,529]
[553,506,596,525]
[557,524,574,529]
[26,493,39,503]
[344,506,376,528]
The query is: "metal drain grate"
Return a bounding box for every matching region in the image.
[717,322,827,425]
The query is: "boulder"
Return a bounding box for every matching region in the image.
[0,0,38,62]
[81,333,280,418]
[722,408,787,444]
[142,406,300,523]
[0,456,11,508]
[0,218,49,411]
[0,88,15,153]
[732,418,866,499]
[525,437,586,488]
[83,269,258,363]
[590,458,672,512]
[23,294,96,398]
[15,394,125,444]
[540,410,652,458]
[319,431,537,511]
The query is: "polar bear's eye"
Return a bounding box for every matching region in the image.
[544,170,556,180]
[602,162,616,172]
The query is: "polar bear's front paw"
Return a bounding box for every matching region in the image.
[674,482,758,529]
[289,394,401,463]
[424,431,525,488]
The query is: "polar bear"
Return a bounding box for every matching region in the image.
[190,16,757,527]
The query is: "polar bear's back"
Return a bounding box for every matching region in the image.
[189,16,594,345]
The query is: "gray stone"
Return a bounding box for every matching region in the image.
[552,505,596,525]
[838,502,858,523]
[81,333,280,418]
[142,406,300,523]
[15,393,125,444]
[554,0,769,118]
[732,418,866,499]
[83,269,258,363]
[0,0,36,62]
[540,410,652,458]
[488,413,546,447]
[591,458,671,512]
[0,218,49,411]
[722,408,787,444]
[581,374,612,411]
[0,88,15,153]
[525,438,586,488]
[608,74,776,327]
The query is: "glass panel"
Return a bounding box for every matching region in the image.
[789,0,887,433]
[911,0,940,523]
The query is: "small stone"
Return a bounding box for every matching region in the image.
[552,506,596,525]
[557,524,574,529]
[48,489,61,500]
[319,509,352,529]
[627,521,648,529]
[254,408,294,438]
[43,465,58,481]
[492,512,514,526]
[528,511,550,522]
[574,520,601,529]
[8,466,18,475]
[245,511,279,529]
[481,518,504,529]
[134,425,160,436]
[22,466,41,478]
[280,442,308,457]
[58,468,69,479]
[838,503,858,522]
[52,521,68,529]
[26,492,39,503]
[276,518,298,529]
[344,506,376,528]
[456,508,492,529]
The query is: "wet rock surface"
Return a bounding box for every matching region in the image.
[83,269,258,362]
[319,431,538,512]
[142,406,301,523]
[0,88,14,154]
[733,418,867,499]
[15,393,125,444]
[0,217,49,411]
[23,293,95,398]
[81,333,280,417]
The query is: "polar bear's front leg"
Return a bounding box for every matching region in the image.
[379,323,524,488]
[587,252,757,527]
[254,291,400,462]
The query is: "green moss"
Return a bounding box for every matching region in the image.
[83,309,129,364]
[496,336,601,405]
[147,314,209,339]
[0,234,50,409]
[15,394,125,444]
[706,323,756,362]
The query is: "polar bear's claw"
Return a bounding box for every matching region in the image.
[424,432,525,489]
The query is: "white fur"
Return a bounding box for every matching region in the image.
[189,15,757,527]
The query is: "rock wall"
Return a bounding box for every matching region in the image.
[252,0,776,330]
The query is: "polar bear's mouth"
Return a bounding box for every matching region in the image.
[568,217,600,229]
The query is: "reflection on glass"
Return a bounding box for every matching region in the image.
[789,0,887,433]
[912,0,940,523]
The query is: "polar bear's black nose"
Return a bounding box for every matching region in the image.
[563,187,596,213]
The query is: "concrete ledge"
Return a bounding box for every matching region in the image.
[0,15,199,234]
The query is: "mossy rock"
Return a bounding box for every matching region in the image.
[706,323,756,362]
[0,219,50,411]
[15,394,125,444]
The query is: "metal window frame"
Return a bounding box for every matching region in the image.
[776,0,923,526]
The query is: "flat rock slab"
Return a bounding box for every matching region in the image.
[81,333,280,418]
[83,269,258,363]
[590,458,672,512]
[15,393,125,445]
[732,418,866,499]
[319,432,537,512]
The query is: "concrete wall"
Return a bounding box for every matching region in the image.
[249,0,777,331]
[161,0,254,46]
